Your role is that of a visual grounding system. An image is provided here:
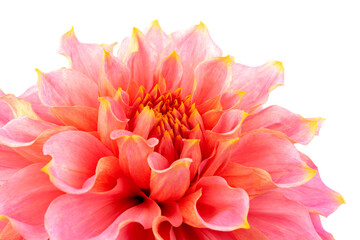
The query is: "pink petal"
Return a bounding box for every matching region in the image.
[37,68,98,108]
[0,163,63,240]
[180,139,201,181]
[156,51,183,92]
[132,106,156,139]
[58,27,114,82]
[145,20,170,54]
[43,130,113,193]
[117,222,155,240]
[158,202,183,227]
[310,213,335,240]
[220,89,246,111]
[0,89,4,96]
[126,28,158,91]
[0,220,24,240]
[50,105,98,131]
[98,97,128,153]
[192,56,232,104]
[219,162,277,196]
[242,105,324,144]
[148,152,192,201]
[45,178,160,240]
[276,152,344,217]
[231,129,317,187]
[0,99,14,127]
[0,145,32,186]
[165,22,222,96]
[179,176,249,231]
[99,50,130,97]
[233,227,268,240]
[0,117,72,161]
[231,61,284,113]
[19,86,63,125]
[158,131,176,163]
[111,130,158,189]
[0,94,40,121]
[248,191,321,240]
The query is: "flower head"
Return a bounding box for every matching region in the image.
[0,21,343,240]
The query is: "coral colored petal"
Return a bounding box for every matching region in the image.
[179,176,249,231]
[248,192,321,240]
[158,131,176,163]
[233,227,269,240]
[152,216,176,240]
[276,152,344,217]
[192,56,232,104]
[231,129,317,187]
[0,163,63,240]
[58,27,114,82]
[158,202,183,227]
[43,130,113,193]
[219,162,277,196]
[180,139,201,181]
[19,86,63,125]
[111,131,158,189]
[148,152,192,201]
[231,61,284,113]
[116,221,155,240]
[0,94,40,121]
[145,20,170,54]
[157,51,183,92]
[98,97,128,153]
[50,105,98,131]
[242,105,324,144]
[0,145,32,186]
[199,138,239,177]
[126,28,158,91]
[45,178,158,240]
[220,90,246,111]
[37,68,98,108]
[132,106,156,139]
[99,50,130,97]
[166,22,222,96]
[310,213,335,240]
[0,221,24,240]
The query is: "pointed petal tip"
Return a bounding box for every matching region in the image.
[269,60,284,73]
[197,21,208,32]
[150,19,160,28]
[62,26,76,39]
[335,192,346,204]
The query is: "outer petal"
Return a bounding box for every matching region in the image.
[242,105,324,144]
[19,86,63,125]
[310,213,335,240]
[126,28,158,91]
[145,20,170,54]
[178,176,249,231]
[192,56,232,105]
[99,50,130,97]
[45,178,160,240]
[37,68,98,108]
[148,152,192,201]
[0,89,4,96]
[0,145,32,186]
[0,99,14,127]
[166,22,222,96]
[111,130,158,189]
[43,130,113,194]
[0,220,24,240]
[276,152,344,217]
[230,61,284,113]
[0,94,39,121]
[0,117,73,161]
[0,163,63,240]
[248,192,321,240]
[58,27,114,82]
[231,129,316,187]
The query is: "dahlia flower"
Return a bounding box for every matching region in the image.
[0,21,344,240]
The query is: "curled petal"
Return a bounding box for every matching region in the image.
[145,20,170,54]
[242,105,324,144]
[117,221,155,240]
[0,163,63,240]
[99,50,130,97]
[231,61,284,113]
[231,129,317,187]
[276,152,344,217]
[148,152,192,201]
[37,68,98,108]
[43,130,113,194]
[180,139,201,181]
[158,202,183,227]
[192,56,232,104]
[248,192,321,240]
[132,106,156,139]
[111,130,158,189]
[45,178,161,240]
[166,22,222,96]
[0,94,39,121]
[310,213,335,240]
[126,28,158,91]
[0,220,24,240]
[179,176,249,231]
[58,27,114,82]
[152,216,176,240]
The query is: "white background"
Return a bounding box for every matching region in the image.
[0,1,359,239]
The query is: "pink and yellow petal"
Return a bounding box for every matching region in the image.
[145,20,170,55]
